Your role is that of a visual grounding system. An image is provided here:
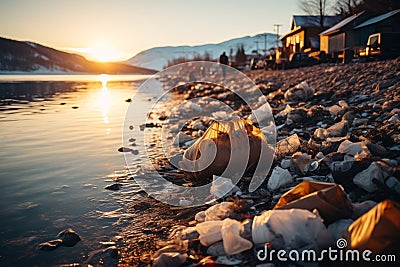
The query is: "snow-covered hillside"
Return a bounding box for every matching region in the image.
[125,33,280,71]
[0,37,156,74]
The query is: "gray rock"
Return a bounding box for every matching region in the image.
[267,166,293,191]
[207,241,226,256]
[57,228,81,247]
[353,162,384,192]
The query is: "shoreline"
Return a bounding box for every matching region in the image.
[118,59,400,266]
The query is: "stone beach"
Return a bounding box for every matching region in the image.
[117,58,400,266]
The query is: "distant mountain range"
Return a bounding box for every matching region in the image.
[0,33,280,73]
[125,33,280,71]
[0,37,156,74]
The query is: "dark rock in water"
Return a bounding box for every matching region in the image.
[38,239,62,251]
[129,125,134,130]
[129,138,136,142]
[118,147,133,153]
[125,98,132,102]
[57,228,81,247]
[105,183,122,191]
[131,150,139,155]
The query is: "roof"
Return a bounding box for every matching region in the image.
[292,15,342,28]
[280,15,343,40]
[320,11,366,35]
[354,9,400,29]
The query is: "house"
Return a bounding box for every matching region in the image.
[319,11,369,56]
[320,9,400,59]
[353,9,400,46]
[279,15,342,59]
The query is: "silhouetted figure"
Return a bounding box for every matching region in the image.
[218,52,229,79]
[189,67,196,82]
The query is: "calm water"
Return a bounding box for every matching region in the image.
[0,74,161,266]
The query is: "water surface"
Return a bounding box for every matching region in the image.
[0,74,159,266]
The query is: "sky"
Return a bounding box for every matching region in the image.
[0,0,304,62]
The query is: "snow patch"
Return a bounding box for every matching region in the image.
[125,33,280,71]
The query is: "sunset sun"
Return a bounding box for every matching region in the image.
[89,43,123,62]
[71,43,127,62]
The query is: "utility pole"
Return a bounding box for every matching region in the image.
[263,33,267,56]
[254,40,259,55]
[274,24,282,48]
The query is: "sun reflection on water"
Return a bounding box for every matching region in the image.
[98,74,111,126]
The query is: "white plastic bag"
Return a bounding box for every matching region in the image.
[221,218,253,255]
[252,209,332,251]
[204,202,235,221]
[196,218,253,255]
[284,81,314,102]
[196,221,223,246]
[249,102,274,124]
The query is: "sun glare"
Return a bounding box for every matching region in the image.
[85,43,126,62]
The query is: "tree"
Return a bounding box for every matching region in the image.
[334,0,400,16]
[334,0,361,16]
[234,45,246,65]
[299,0,330,26]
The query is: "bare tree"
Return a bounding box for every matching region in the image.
[334,0,400,16]
[299,0,330,26]
[334,0,361,16]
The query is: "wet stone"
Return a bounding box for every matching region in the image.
[105,183,122,191]
[57,228,81,247]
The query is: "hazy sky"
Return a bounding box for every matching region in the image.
[0,0,304,61]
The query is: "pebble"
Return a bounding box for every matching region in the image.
[118,147,133,152]
[267,166,293,190]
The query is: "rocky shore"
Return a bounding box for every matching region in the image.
[118,58,400,266]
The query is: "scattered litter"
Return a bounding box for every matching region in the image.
[345,200,400,254]
[274,181,353,224]
[252,209,332,250]
[180,118,272,180]
[204,202,235,221]
[284,81,314,102]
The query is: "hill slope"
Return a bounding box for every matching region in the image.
[125,33,280,71]
[0,37,156,74]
